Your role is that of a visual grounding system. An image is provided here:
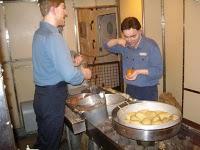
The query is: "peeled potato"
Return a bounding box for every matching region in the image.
[124,109,178,126]
[130,115,140,121]
[162,117,170,123]
[130,120,141,125]
[152,116,160,122]
[145,111,157,118]
[158,112,171,120]
[152,120,162,125]
[171,114,179,121]
[125,112,135,120]
[135,112,146,120]
[141,118,152,125]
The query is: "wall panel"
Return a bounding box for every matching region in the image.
[183,91,200,124]
[119,0,142,24]
[183,0,200,124]
[5,2,41,60]
[143,0,163,95]
[164,0,183,103]
[184,0,200,91]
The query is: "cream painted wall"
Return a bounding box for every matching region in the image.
[143,0,163,96]
[143,0,183,105]
[164,0,183,104]
[119,0,142,24]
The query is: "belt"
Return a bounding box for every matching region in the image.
[36,81,67,89]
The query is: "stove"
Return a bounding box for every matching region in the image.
[64,88,200,150]
[87,119,200,150]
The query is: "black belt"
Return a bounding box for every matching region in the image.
[36,81,67,89]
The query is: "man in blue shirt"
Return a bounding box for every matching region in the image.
[104,17,163,100]
[32,0,91,149]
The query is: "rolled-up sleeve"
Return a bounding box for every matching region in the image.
[103,42,123,54]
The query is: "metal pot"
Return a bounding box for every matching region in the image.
[112,101,182,141]
[80,94,108,127]
[67,93,108,127]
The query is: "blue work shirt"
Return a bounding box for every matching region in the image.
[104,36,163,87]
[32,21,84,86]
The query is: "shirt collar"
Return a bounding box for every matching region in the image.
[125,35,145,50]
[137,35,145,49]
[40,21,59,33]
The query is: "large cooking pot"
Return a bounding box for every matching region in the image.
[112,100,182,141]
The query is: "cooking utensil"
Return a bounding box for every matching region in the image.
[112,100,182,141]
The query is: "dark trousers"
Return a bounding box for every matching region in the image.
[126,84,158,100]
[33,81,68,150]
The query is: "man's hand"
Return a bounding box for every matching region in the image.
[117,38,126,47]
[74,55,83,67]
[125,71,138,80]
[125,69,148,80]
[81,67,92,80]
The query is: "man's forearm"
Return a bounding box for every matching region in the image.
[107,39,118,47]
[136,69,149,75]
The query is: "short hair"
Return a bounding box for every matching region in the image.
[38,0,65,17]
[121,17,141,31]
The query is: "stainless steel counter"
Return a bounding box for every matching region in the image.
[65,105,200,150]
[64,88,200,150]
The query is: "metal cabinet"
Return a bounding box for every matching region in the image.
[0,65,16,150]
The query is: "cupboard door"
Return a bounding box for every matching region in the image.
[183,91,200,124]
[183,0,200,124]
[184,0,200,91]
